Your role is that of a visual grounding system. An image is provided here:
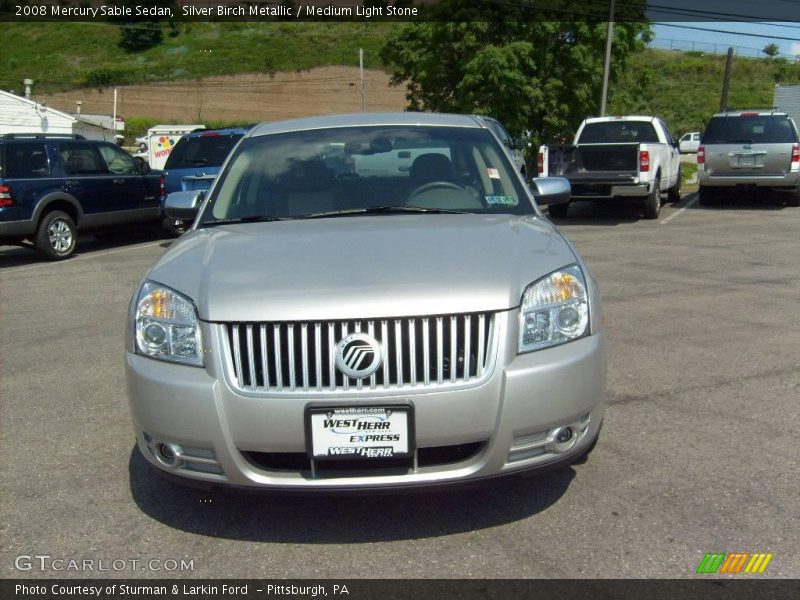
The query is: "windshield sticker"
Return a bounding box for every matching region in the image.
[486,168,500,179]
[485,195,518,206]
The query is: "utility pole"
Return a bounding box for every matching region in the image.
[359,48,365,112]
[720,47,734,112]
[599,0,615,116]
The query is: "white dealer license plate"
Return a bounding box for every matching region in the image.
[305,405,413,460]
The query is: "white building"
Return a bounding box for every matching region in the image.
[0,90,122,141]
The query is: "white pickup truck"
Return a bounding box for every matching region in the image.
[537,115,682,219]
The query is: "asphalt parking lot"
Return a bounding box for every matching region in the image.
[1,191,798,579]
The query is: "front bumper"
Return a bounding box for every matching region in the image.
[126,316,606,491]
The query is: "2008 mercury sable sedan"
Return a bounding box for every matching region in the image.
[126,112,606,491]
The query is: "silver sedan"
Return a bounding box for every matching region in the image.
[126,112,606,491]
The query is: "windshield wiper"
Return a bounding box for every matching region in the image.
[301,205,470,219]
[200,215,288,228]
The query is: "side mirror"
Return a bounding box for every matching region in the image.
[530,176,570,206]
[165,190,204,220]
[135,156,150,174]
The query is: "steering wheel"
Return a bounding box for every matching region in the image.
[409,181,464,198]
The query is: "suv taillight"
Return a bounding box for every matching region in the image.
[697,146,705,165]
[0,184,13,208]
[639,150,650,172]
[537,152,545,175]
[159,176,166,200]
[792,144,800,163]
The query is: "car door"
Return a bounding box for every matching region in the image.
[96,142,154,213]
[57,142,115,226]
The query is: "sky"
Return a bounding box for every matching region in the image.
[651,22,800,59]
[644,0,800,59]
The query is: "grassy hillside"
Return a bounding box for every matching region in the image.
[1,22,396,92]
[4,22,800,138]
[610,50,800,136]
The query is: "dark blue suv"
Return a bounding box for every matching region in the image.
[0,134,164,260]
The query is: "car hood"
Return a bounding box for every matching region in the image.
[147,214,577,322]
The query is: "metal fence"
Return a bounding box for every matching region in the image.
[648,38,798,61]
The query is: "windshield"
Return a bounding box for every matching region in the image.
[578,121,659,144]
[164,132,244,169]
[199,125,532,224]
[702,115,798,144]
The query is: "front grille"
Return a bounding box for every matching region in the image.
[223,312,496,393]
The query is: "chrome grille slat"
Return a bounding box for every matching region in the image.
[436,317,443,384]
[394,319,403,387]
[381,320,390,389]
[232,325,243,389]
[300,323,309,392]
[259,324,270,389]
[273,324,283,391]
[422,318,431,386]
[225,312,496,394]
[314,323,322,391]
[408,319,417,387]
[463,315,471,380]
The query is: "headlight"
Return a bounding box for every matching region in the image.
[518,265,589,353]
[134,281,203,366]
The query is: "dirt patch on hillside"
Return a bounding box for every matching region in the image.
[39,67,408,123]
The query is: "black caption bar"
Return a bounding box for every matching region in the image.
[3,0,800,23]
[3,579,800,600]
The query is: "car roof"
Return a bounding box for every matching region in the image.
[711,109,788,118]
[186,126,254,138]
[582,115,657,124]
[248,113,485,138]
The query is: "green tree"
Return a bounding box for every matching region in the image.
[762,43,780,58]
[117,0,177,52]
[379,0,651,145]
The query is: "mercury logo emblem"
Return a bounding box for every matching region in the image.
[335,333,382,379]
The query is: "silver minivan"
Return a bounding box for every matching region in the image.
[697,110,800,206]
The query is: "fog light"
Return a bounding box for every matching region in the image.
[156,442,181,467]
[555,427,573,444]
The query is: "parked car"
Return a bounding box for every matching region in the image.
[0,133,164,260]
[126,112,605,492]
[697,109,800,206]
[538,115,682,219]
[475,116,528,177]
[678,131,701,153]
[161,127,251,234]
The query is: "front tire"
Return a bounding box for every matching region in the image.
[642,178,661,219]
[668,168,682,204]
[698,185,716,206]
[547,202,569,219]
[36,211,77,260]
[786,187,800,207]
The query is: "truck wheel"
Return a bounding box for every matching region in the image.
[698,185,716,206]
[35,211,77,260]
[547,202,569,219]
[642,178,661,219]
[668,168,682,203]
